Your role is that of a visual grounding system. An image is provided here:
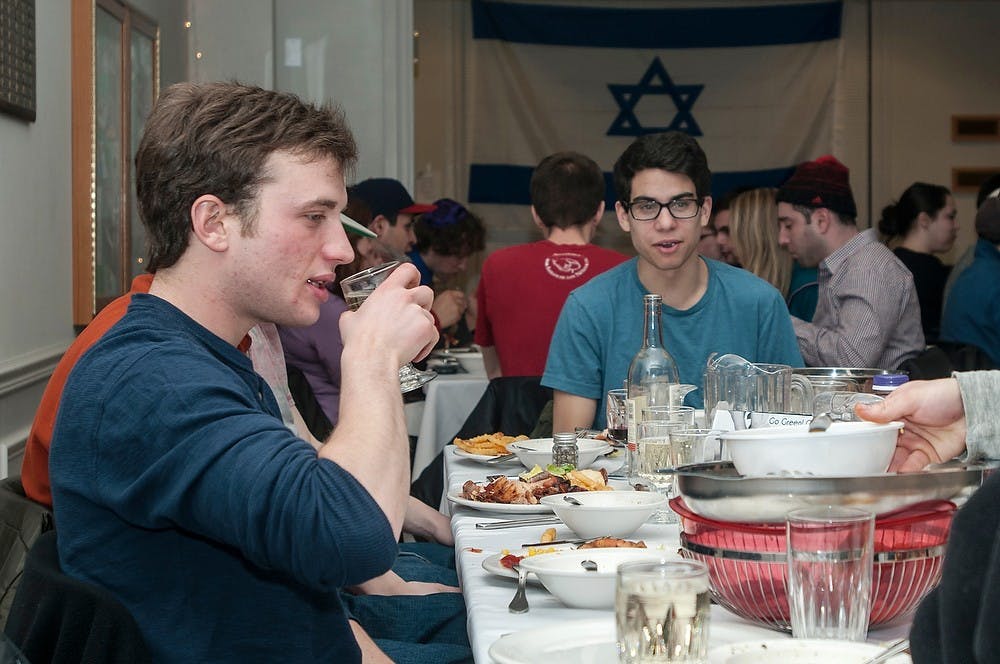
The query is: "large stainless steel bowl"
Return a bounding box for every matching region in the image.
[672,460,992,523]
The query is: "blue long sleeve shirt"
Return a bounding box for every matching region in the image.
[50,294,398,663]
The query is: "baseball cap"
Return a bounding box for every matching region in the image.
[349,178,436,223]
[341,213,377,238]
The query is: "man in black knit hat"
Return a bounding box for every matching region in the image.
[776,155,924,369]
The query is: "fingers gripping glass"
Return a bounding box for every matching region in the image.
[340,261,437,393]
[625,196,702,221]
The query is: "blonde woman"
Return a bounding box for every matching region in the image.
[730,187,817,320]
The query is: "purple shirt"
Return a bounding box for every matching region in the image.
[277,295,346,426]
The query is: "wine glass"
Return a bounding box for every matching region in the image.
[340,261,437,393]
[605,388,629,448]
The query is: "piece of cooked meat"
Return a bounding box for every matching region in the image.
[579,537,647,549]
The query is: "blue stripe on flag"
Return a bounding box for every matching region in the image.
[468,163,797,207]
[472,0,842,48]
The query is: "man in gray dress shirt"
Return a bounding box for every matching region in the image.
[776,155,924,369]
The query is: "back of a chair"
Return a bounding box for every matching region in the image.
[4,530,152,664]
[0,477,53,628]
[410,376,552,507]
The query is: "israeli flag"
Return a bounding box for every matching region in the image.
[467,0,843,206]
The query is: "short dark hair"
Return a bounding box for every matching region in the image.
[413,199,486,257]
[530,151,606,229]
[612,131,711,204]
[136,81,358,272]
[977,173,1000,208]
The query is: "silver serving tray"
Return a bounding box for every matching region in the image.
[673,460,995,523]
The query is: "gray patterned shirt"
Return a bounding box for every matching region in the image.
[792,228,925,369]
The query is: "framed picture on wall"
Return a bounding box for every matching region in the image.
[0,0,36,122]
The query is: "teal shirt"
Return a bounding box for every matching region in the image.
[787,261,819,322]
[542,257,803,428]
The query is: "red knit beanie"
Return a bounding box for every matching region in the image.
[776,155,857,220]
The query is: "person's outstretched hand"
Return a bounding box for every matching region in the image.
[854,377,967,472]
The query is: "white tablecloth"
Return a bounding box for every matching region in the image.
[411,372,489,479]
[443,447,911,663]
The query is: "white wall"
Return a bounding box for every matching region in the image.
[871,0,1000,263]
[0,1,73,472]
[187,0,416,186]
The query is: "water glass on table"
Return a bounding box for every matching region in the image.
[636,420,685,523]
[340,261,437,393]
[668,428,722,467]
[642,406,696,426]
[616,559,711,663]
[786,506,875,641]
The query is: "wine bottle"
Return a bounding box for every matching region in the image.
[625,294,680,483]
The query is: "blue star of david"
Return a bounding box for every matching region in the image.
[607,57,703,137]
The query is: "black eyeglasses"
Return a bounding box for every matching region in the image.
[625,197,703,221]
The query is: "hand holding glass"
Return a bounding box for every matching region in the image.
[340,261,437,393]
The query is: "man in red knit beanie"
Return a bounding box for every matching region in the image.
[776,155,924,369]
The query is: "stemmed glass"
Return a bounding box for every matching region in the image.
[340,261,437,393]
[605,388,629,448]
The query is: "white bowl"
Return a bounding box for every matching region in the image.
[720,420,902,477]
[539,491,668,539]
[517,548,674,609]
[511,438,613,470]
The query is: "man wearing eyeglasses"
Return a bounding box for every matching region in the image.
[542,131,802,432]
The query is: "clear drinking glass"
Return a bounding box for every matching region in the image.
[616,559,711,663]
[669,429,722,467]
[340,261,437,393]
[607,388,629,449]
[642,406,696,426]
[786,506,875,641]
[636,420,685,523]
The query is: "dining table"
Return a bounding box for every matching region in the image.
[443,446,913,662]
[410,360,490,479]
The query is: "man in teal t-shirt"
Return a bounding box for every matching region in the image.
[542,132,802,430]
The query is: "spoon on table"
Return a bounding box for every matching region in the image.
[508,565,529,614]
[809,412,834,433]
[860,637,909,664]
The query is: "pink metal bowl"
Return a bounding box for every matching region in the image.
[671,496,954,631]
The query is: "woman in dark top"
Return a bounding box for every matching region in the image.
[879,182,958,341]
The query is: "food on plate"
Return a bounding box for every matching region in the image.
[453,432,529,456]
[460,467,612,504]
[539,527,557,543]
[499,545,558,570]
[578,537,647,549]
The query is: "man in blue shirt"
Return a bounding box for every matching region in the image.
[49,82,440,663]
[543,132,802,430]
[941,188,1000,366]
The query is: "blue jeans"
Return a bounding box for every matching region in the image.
[342,543,471,663]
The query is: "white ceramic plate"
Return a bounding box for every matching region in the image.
[446,489,554,514]
[480,545,576,582]
[451,446,518,464]
[708,639,911,663]
[488,619,616,664]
